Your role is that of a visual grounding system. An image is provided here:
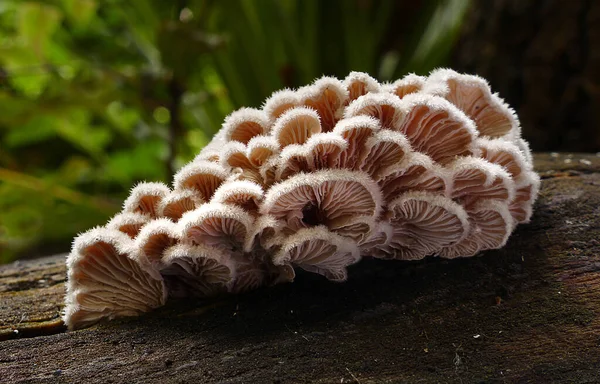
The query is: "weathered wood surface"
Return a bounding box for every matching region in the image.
[1,153,599,383]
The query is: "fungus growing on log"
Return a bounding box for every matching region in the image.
[64,69,539,330]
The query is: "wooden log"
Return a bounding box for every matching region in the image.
[1,153,599,383]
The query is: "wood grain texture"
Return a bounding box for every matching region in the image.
[1,153,599,383]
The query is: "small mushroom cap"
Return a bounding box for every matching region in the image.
[448,157,516,205]
[261,169,383,233]
[395,93,477,164]
[272,225,360,282]
[380,152,447,201]
[122,182,171,217]
[358,129,412,180]
[161,243,236,298]
[211,180,264,213]
[383,191,470,260]
[384,73,426,99]
[333,115,381,169]
[106,212,150,238]
[64,227,166,330]
[247,135,280,167]
[179,202,255,252]
[263,88,300,121]
[275,132,348,180]
[425,68,520,138]
[173,161,228,201]
[158,189,204,221]
[359,221,394,255]
[299,76,348,131]
[343,71,382,101]
[440,199,514,258]
[227,255,269,294]
[221,107,269,145]
[272,107,322,148]
[134,218,180,268]
[510,171,540,223]
[476,137,531,178]
[344,92,405,129]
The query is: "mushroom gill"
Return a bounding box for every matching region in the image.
[64,228,166,330]
[65,69,539,330]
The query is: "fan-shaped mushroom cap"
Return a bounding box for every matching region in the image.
[304,132,348,169]
[516,137,533,165]
[122,182,170,217]
[448,157,516,206]
[379,152,447,201]
[263,88,300,121]
[272,226,360,282]
[173,161,228,201]
[220,141,251,169]
[134,218,180,269]
[272,107,322,148]
[425,68,519,138]
[344,92,405,129]
[275,133,348,180]
[395,94,477,164]
[359,221,394,255]
[64,227,166,330]
[106,212,150,238]
[211,180,264,213]
[276,144,311,181]
[343,71,382,102]
[227,256,269,293]
[160,243,236,298]
[440,199,514,258]
[179,203,255,252]
[261,169,382,233]
[334,115,381,169]
[385,73,426,99]
[249,214,281,250]
[358,129,412,180]
[221,108,269,145]
[476,137,531,179]
[194,148,221,163]
[219,142,265,185]
[382,191,470,260]
[510,171,540,223]
[158,189,204,221]
[330,215,376,244]
[299,76,348,131]
[247,135,280,167]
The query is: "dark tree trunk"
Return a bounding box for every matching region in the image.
[1,153,600,383]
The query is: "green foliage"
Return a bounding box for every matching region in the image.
[0,0,470,263]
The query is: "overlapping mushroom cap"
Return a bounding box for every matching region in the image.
[64,69,539,330]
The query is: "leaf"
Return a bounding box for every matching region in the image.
[17,2,63,59]
[61,0,97,28]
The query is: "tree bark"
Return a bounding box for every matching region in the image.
[1,153,600,383]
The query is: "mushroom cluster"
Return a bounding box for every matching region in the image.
[64,69,539,330]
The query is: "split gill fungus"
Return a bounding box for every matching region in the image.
[64,69,540,330]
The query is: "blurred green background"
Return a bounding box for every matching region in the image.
[0,0,470,262]
[3,0,597,263]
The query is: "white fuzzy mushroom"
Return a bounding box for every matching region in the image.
[65,69,539,331]
[64,228,166,330]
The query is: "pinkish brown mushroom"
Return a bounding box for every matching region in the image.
[64,228,166,330]
[65,70,539,330]
[272,226,360,282]
[106,212,150,238]
[122,182,170,217]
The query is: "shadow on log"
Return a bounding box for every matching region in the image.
[1,153,599,383]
